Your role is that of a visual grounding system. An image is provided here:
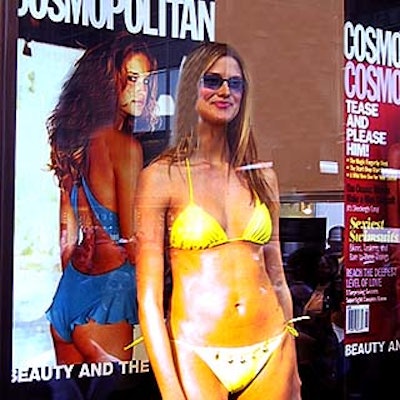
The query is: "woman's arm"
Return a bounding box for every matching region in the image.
[262,167,301,398]
[134,163,187,400]
[262,168,294,322]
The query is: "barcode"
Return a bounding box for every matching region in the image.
[346,304,370,334]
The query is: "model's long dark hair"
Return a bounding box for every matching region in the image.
[160,41,274,207]
[47,33,158,187]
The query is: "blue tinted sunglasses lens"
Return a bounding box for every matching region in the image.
[202,75,244,92]
[229,78,244,91]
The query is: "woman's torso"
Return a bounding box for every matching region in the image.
[165,161,285,346]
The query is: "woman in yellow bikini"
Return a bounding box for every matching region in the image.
[134,42,301,399]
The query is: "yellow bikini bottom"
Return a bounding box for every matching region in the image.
[174,333,284,393]
[172,319,304,394]
[124,318,306,394]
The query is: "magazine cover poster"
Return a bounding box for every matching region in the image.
[343,19,400,354]
[12,1,215,398]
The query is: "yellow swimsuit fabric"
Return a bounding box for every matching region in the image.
[173,332,284,394]
[169,320,302,394]
[169,159,273,250]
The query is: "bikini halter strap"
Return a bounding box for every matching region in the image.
[185,158,194,203]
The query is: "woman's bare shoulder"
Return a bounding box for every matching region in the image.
[143,158,170,174]
[137,159,185,208]
[144,158,184,175]
[139,159,170,189]
[107,128,141,150]
[92,127,142,160]
[140,159,184,193]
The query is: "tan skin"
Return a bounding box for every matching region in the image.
[135,56,301,399]
[51,53,151,364]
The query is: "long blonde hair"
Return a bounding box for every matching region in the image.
[160,42,274,207]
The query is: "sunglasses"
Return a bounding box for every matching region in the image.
[201,74,244,93]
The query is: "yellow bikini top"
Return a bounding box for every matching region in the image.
[169,159,273,250]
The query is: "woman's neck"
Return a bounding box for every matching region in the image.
[194,123,229,164]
